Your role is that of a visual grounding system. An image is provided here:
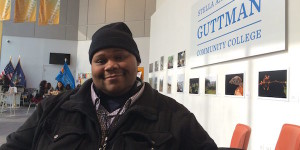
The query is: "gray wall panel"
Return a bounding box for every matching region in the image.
[78,26,87,41]
[67,0,80,26]
[145,0,156,20]
[87,24,105,40]
[106,0,125,23]
[79,0,88,26]
[125,0,145,21]
[66,26,79,41]
[58,0,68,25]
[145,20,150,37]
[125,21,145,37]
[3,22,35,37]
[88,0,106,25]
[35,25,66,40]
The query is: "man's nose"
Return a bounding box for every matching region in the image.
[104,60,119,71]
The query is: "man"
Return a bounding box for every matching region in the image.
[0,22,218,150]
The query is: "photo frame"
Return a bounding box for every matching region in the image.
[258,69,288,99]
[149,63,153,73]
[167,76,172,94]
[155,61,159,72]
[168,55,174,69]
[160,56,164,71]
[177,73,185,92]
[225,73,244,97]
[189,78,199,94]
[205,75,217,95]
[177,51,186,68]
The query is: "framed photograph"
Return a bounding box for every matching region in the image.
[149,77,153,88]
[154,77,158,90]
[225,73,244,96]
[149,63,153,73]
[160,56,164,71]
[177,73,185,92]
[177,51,186,67]
[155,61,159,72]
[168,56,174,69]
[189,78,199,94]
[159,76,163,92]
[205,75,217,95]
[258,70,287,99]
[167,76,172,94]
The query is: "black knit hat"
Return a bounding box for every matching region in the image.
[89,22,141,63]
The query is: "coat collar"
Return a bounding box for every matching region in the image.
[60,79,159,122]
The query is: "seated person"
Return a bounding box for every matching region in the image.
[51,81,64,95]
[46,82,54,95]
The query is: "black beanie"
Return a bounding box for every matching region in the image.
[89,22,141,63]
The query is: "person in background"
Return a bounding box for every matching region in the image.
[46,82,54,95]
[55,81,64,92]
[0,22,218,150]
[65,84,71,91]
[32,80,47,103]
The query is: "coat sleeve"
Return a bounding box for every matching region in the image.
[0,105,43,150]
[179,113,218,150]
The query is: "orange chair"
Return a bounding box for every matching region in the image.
[230,124,251,150]
[275,124,300,150]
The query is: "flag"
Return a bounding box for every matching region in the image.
[0,0,11,21]
[55,62,75,89]
[38,0,60,25]
[1,59,14,81]
[14,0,37,23]
[10,59,26,87]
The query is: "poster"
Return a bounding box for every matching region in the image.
[205,75,217,95]
[225,73,244,96]
[258,70,287,99]
[189,78,199,94]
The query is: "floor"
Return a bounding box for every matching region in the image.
[0,106,34,145]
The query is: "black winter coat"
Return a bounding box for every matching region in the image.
[0,79,218,150]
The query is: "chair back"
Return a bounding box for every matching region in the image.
[275,124,300,150]
[230,123,251,150]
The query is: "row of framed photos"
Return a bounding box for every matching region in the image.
[149,69,287,99]
[149,50,186,73]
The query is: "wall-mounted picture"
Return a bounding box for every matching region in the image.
[225,73,244,96]
[159,77,163,92]
[149,77,153,88]
[160,56,164,71]
[189,78,199,94]
[258,70,287,98]
[155,61,159,72]
[167,76,172,94]
[205,76,217,95]
[77,73,92,85]
[177,74,185,92]
[177,51,186,67]
[168,56,173,69]
[154,77,158,90]
[149,63,153,73]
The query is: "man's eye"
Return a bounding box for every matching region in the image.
[97,59,106,64]
[115,56,124,61]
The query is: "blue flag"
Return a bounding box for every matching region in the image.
[55,62,75,89]
[10,59,26,87]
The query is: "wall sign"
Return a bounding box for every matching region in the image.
[191,0,286,68]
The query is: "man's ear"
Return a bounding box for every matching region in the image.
[137,62,140,66]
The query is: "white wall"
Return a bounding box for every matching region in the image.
[150,0,300,149]
[75,37,150,83]
[0,36,78,89]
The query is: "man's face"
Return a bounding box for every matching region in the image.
[91,48,139,96]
